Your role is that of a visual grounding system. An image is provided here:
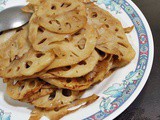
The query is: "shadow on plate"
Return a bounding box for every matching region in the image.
[4,93,33,110]
[0,79,6,92]
[0,80,33,110]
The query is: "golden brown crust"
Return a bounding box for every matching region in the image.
[31,89,84,109]
[43,55,113,91]
[0,26,30,70]
[29,94,99,120]
[48,50,99,78]
[0,49,55,78]
[29,14,72,52]
[34,0,87,34]
[86,3,135,67]
[46,24,98,70]
[21,84,57,103]
[38,10,87,34]
[6,78,44,100]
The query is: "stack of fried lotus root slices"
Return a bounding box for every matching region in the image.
[0,0,135,119]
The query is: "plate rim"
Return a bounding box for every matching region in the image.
[108,0,154,119]
[87,0,154,120]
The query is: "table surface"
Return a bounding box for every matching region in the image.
[115,0,160,120]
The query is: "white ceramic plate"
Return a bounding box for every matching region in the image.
[0,0,154,120]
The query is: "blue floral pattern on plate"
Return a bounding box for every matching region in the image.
[0,0,7,11]
[0,109,11,120]
[84,0,150,119]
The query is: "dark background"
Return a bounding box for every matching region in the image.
[116,0,160,120]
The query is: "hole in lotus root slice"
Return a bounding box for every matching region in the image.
[61,2,71,8]
[62,89,72,97]
[48,50,99,78]
[105,24,110,28]
[78,60,87,65]
[38,26,45,33]
[112,55,119,61]
[95,25,135,67]
[25,61,33,69]
[49,20,61,26]
[31,88,83,110]
[66,79,72,83]
[29,15,72,52]
[73,28,85,36]
[115,28,119,32]
[12,79,18,85]
[19,85,25,91]
[45,24,97,70]
[38,10,87,34]
[91,12,98,18]
[6,78,44,100]
[0,25,31,70]
[0,49,55,78]
[95,48,108,61]
[16,66,21,71]
[36,0,86,18]
[48,91,56,100]
[77,38,86,50]
[29,94,99,120]
[38,38,47,45]
[61,66,71,71]
[29,80,36,88]
[51,5,56,10]
[65,22,71,29]
[0,32,3,35]
[36,53,45,58]
[117,42,128,48]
